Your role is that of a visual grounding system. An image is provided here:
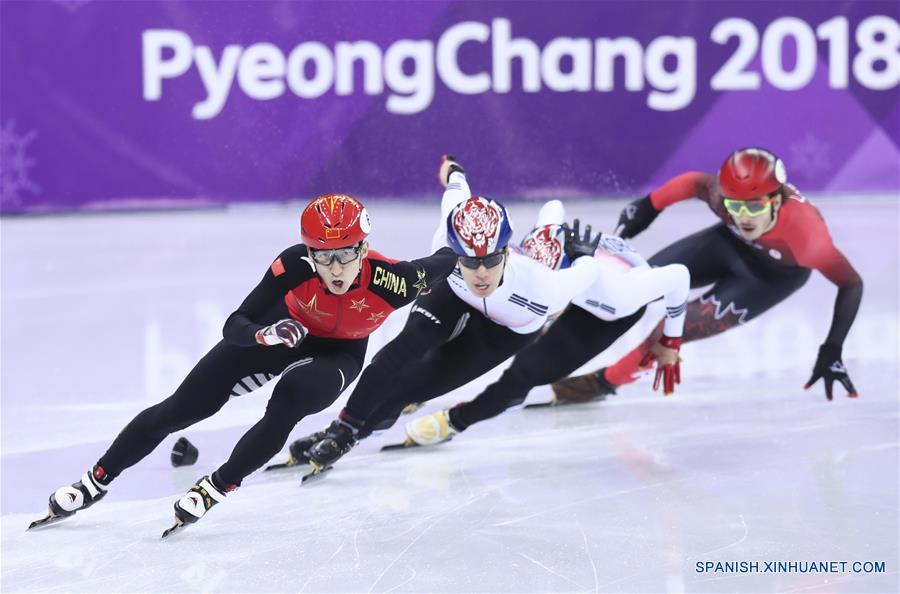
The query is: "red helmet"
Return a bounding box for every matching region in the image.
[300,194,371,248]
[718,148,787,200]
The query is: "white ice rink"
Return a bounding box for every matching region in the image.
[1,197,898,593]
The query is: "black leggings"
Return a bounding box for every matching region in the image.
[651,223,811,324]
[98,336,365,486]
[452,305,645,428]
[343,281,538,434]
[600,224,812,386]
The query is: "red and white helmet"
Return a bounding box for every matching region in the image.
[718,148,787,200]
[300,194,371,248]
[446,197,514,257]
[520,224,569,270]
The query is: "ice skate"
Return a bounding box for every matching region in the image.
[299,461,334,485]
[298,420,359,485]
[29,467,110,530]
[380,436,419,451]
[306,420,358,468]
[531,368,616,408]
[264,430,326,471]
[162,475,229,538]
[390,409,458,449]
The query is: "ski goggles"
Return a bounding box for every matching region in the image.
[309,244,362,265]
[458,251,506,270]
[722,190,781,217]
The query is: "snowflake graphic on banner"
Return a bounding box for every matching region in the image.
[0,120,40,208]
[595,169,634,195]
[789,133,832,181]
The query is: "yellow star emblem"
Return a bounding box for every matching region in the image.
[291,293,333,321]
[349,297,371,313]
[412,268,428,294]
[366,311,386,324]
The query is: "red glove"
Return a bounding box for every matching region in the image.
[639,336,682,395]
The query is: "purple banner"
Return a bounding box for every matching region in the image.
[1,0,898,213]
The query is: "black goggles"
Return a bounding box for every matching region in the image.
[458,251,505,270]
[309,244,361,265]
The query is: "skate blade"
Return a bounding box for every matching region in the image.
[523,401,558,409]
[161,516,186,539]
[380,436,453,451]
[524,395,607,409]
[264,455,308,472]
[27,509,66,531]
[399,402,425,415]
[381,436,419,451]
[300,464,333,485]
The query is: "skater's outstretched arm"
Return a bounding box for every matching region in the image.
[792,209,863,400]
[431,156,471,252]
[615,172,714,238]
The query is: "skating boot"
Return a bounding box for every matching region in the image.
[404,409,458,446]
[382,409,460,450]
[306,419,358,471]
[29,465,111,530]
[162,475,231,538]
[545,367,617,406]
[265,430,327,471]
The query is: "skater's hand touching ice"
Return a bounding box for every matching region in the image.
[804,344,858,401]
[639,336,682,396]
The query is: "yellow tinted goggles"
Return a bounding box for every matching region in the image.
[723,196,777,217]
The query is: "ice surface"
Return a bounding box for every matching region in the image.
[1,197,898,592]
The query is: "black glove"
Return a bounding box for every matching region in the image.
[307,416,361,468]
[615,195,660,239]
[255,318,307,348]
[563,218,602,261]
[804,343,858,401]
